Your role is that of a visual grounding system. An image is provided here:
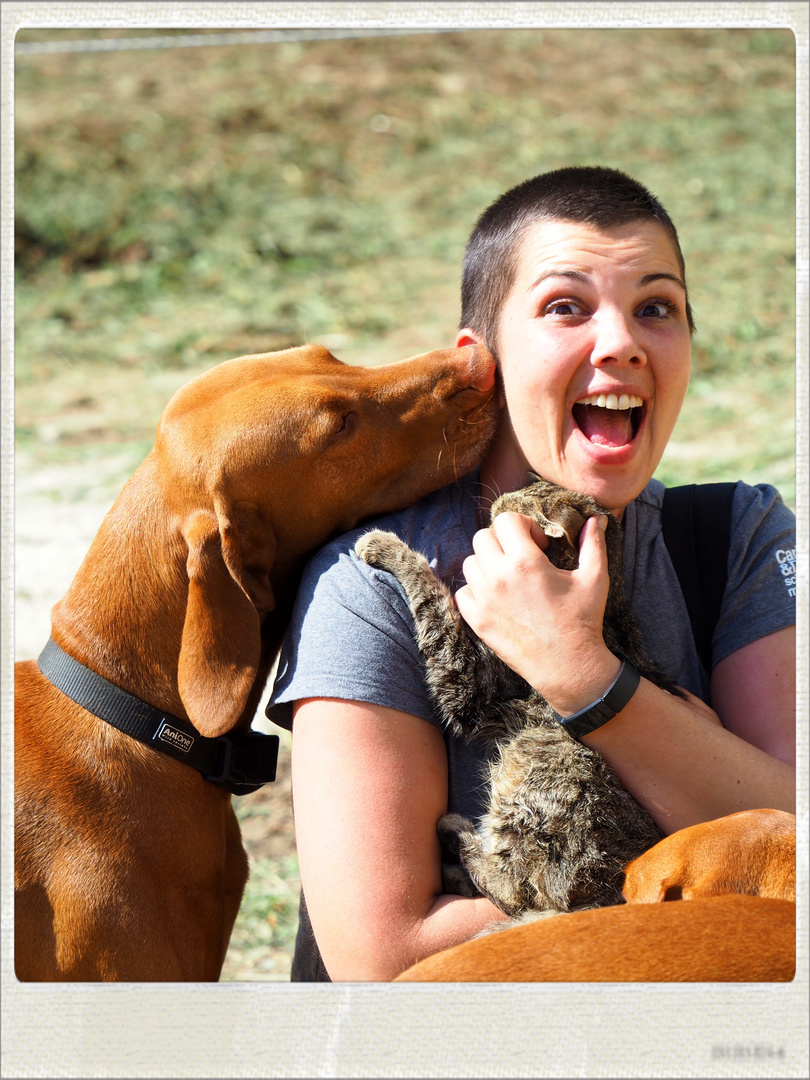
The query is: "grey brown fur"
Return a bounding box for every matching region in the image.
[355,478,679,918]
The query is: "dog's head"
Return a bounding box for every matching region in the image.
[155,343,498,736]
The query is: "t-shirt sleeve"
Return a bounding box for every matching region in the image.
[712,482,796,665]
[266,536,438,730]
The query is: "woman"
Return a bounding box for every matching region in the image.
[267,167,796,981]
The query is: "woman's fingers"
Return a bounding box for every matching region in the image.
[455,509,616,705]
[489,510,550,555]
[575,514,610,585]
[460,513,547,608]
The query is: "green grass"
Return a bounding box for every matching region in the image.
[15,31,796,447]
[220,851,301,981]
[13,27,797,980]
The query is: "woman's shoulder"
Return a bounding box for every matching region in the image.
[268,473,481,732]
[627,475,794,605]
[632,476,794,529]
[299,469,482,592]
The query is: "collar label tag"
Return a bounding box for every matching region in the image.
[155,720,195,754]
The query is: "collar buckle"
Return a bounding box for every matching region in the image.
[206,730,280,796]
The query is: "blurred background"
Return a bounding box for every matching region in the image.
[13,25,796,980]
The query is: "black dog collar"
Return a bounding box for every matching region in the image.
[37,637,278,796]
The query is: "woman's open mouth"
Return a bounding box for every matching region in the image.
[572,393,644,448]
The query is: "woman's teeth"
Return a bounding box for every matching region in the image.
[572,393,644,446]
[577,393,644,411]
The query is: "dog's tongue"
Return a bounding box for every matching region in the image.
[575,404,633,447]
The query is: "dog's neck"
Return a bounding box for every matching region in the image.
[50,470,189,717]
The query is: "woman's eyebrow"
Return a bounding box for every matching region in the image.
[527,269,687,292]
[638,271,686,291]
[528,269,590,291]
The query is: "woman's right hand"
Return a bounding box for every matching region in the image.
[455,511,621,716]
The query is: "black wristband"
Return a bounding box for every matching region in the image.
[554,659,640,740]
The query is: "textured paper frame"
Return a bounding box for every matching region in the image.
[2,4,807,1077]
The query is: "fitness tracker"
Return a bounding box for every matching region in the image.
[555,659,640,740]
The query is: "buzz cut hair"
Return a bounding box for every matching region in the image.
[459,166,695,350]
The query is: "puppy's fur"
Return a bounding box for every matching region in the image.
[357,478,679,917]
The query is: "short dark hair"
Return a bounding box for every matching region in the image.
[459,166,695,348]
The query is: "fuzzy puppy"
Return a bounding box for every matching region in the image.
[356,477,680,917]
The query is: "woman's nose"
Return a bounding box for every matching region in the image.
[590,309,647,367]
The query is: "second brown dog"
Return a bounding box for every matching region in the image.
[623,808,796,903]
[395,894,795,982]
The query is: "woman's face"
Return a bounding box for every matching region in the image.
[459,219,692,515]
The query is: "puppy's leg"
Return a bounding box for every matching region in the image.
[441,864,481,899]
[356,531,528,738]
[355,530,459,649]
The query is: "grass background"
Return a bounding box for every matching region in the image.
[13,26,796,980]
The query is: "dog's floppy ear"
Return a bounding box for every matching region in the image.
[215,497,277,617]
[177,504,276,737]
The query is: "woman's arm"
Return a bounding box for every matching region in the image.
[710,625,795,765]
[580,663,795,834]
[290,698,509,981]
[455,511,796,835]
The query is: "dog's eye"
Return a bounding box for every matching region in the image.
[316,403,358,448]
[336,411,357,437]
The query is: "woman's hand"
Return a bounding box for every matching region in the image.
[454,512,795,832]
[454,511,621,715]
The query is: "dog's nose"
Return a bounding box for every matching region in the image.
[463,344,497,392]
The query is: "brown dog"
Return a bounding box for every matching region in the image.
[623,808,796,904]
[15,342,498,981]
[395,895,795,982]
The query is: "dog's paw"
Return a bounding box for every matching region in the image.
[354,530,404,571]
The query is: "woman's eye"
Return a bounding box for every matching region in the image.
[336,411,356,436]
[544,299,586,317]
[637,299,677,318]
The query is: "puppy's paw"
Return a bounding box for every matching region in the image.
[492,481,612,563]
[354,530,405,571]
[491,488,568,539]
[441,863,480,898]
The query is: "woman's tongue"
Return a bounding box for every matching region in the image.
[575,404,633,447]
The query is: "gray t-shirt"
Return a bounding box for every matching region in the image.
[267,472,796,979]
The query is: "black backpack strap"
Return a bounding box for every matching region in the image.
[661,482,736,674]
